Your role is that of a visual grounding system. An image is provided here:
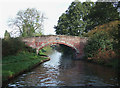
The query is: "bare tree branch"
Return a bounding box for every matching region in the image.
[8,8,46,37]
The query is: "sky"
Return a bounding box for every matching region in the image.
[0,0,96,38]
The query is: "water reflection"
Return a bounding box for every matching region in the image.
[8,50,118,87]
[43,50,61,69]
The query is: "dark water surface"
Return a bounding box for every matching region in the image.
[8,50,118,87]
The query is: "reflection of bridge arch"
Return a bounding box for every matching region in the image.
[36,41,79,54]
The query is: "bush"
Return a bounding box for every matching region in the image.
[84,31,113,58]
[2,38,34,57]
[84,20,119,68]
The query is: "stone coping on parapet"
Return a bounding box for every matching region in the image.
[20,35,88,39]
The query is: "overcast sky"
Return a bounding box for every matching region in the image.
[0,0,97,38]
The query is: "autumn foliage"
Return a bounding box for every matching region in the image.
[84,20,120,66]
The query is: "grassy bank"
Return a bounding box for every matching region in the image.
[2,51,50,83]
[2,38,53,84]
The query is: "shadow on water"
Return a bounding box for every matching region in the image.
[7,50,119,87]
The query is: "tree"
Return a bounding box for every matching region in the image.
[9,8,46,37]
[4,30,11,40]
[84,2,119,31]
[54,1,94,36]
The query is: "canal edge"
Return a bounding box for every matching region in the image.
[2,56,50,88]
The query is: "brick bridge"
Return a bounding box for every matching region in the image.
[22,35,87,59]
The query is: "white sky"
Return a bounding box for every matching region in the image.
[0,0,96,38]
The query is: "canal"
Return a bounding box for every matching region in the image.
[7,50,118,87]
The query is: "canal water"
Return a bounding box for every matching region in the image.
[7,50,118,87]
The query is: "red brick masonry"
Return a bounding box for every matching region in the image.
[22,35,87,59]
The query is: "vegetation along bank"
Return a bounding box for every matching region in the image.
[83,20,120,69]
[2,38,51,86]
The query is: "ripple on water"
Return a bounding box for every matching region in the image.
[38,76,43,79]
[40,78,51,83]
[22,74,27,76]
[19,76,24,79]
[19,81,25,84]
[16,81,19,84]
[8,84,16,87]
[7,50,118,86]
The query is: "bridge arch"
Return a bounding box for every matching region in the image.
[22,35,87,59]
[36,40,79,54]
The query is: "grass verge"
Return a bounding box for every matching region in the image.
[2,51,50,83]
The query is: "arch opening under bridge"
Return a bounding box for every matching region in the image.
[36,40,79,54]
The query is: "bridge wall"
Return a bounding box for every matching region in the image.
[22,35,87,59]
